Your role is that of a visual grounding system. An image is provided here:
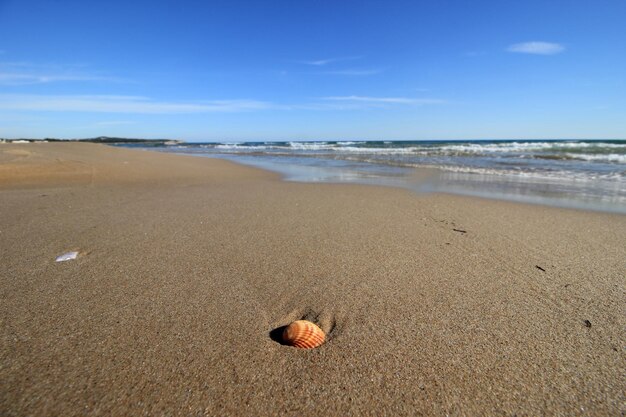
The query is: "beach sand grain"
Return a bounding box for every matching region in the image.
[1,143,624,416]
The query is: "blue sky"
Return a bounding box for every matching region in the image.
[1,0,625,141]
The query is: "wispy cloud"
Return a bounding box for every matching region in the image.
[0,94,274,113]
[0,93,445,115]
[507,41,565,55]
[322,96,445,105]
[291,56,382,76]
[0,72,121,85]
[94,120,136,126]
[297,56,362,66]
[320,68,383,76]
[0,62,124,85]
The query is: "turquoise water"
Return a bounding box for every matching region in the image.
[124,140,626,214]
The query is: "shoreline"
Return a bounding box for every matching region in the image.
[1,142,624,416]
[142,143,626,215]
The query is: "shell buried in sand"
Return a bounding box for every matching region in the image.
[282,320,325,349]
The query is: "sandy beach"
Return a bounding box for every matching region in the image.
[1,142,624,416]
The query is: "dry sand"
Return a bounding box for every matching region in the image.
[1,142,624,416]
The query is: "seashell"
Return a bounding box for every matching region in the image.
[55,251,79,262]
[282,320,325,349]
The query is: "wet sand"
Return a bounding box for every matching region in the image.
[1,142,624,416]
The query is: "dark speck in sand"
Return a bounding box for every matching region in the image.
[452,228,467,234]
[584,320,592,328]
[536,265,546,272]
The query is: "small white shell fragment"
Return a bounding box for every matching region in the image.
[55,251,79,262]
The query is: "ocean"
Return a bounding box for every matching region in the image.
[125,140,626,214]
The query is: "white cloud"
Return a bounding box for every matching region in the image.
[0,72,119,85]
[298,56,362,66]
[321,68,383,76]
[0,62,125,85]
[0,94,274,113]
[0,93,445,115]
[94,120,135,126]
[322,96,445,105]
[507,41,565,55]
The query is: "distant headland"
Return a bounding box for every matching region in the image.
[0,136,182,145]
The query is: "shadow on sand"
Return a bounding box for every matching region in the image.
[269,326,288,345]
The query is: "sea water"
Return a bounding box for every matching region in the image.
[125,140,626,214]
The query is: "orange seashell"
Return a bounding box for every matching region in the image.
[282,320,325,349]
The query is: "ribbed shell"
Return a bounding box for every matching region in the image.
[282,320,325,349]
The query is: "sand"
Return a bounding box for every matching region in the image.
[1,142,624,416]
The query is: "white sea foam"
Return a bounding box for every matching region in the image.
[566,153,626,163]
[342,156,625,182]
[170,141,626,183]
[208,141,626,159]
[215,143,276,150]
[287,141,334,150]
[430,165,626,182]
[439,141,626,153]
[332,146,426,154]
[152,140,626,212]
